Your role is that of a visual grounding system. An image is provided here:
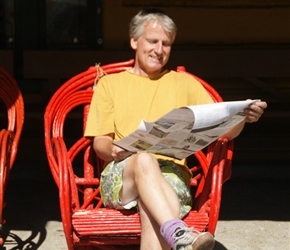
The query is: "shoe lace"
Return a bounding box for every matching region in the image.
[173,227,201,241]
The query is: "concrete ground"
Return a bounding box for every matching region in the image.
[0,161,289,250]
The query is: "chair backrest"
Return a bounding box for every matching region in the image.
[0,66,24,168]
[44,59,232,212]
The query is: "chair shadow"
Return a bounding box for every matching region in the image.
[0,230,46,250]
[0,164,61,250]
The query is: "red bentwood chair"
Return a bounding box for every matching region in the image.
[44,59,234,250]
[0,66,24,245]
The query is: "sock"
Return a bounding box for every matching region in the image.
[160,218,187,248]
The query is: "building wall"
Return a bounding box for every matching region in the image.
[1,1,289,165]
[102,1,290,49]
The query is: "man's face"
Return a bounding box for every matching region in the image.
[130,21,173,77]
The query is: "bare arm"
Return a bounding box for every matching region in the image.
[93,133,133,162]
[223,100,268,140]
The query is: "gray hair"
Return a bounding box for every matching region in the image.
[129,9,177,42]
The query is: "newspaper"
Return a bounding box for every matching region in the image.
[114,100,259,160]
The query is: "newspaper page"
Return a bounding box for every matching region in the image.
[113,100,259,160]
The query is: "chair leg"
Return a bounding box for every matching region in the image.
[0,131,9,245]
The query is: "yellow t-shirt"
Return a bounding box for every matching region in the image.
[85,69,214,183]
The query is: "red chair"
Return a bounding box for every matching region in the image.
[0,66,24,245]
[44,59,234,250]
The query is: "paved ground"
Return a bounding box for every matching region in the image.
[0,161,289,250]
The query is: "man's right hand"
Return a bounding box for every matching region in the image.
[93,134,133,162]
[112,145,133,162]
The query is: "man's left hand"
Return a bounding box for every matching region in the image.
[244,101,267,123]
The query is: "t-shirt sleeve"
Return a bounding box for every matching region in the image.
[184,74,215,105]
[194,83,215,104]
[84,77,114,137]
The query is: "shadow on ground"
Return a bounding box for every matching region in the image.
[0,160,289,249]
[0,162,61,250]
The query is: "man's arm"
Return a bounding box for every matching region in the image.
[93,133,133,162]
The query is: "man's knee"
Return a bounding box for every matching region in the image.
[131,153,160,172]
[134,152,158,163]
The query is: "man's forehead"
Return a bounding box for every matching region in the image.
[141,22,173,42]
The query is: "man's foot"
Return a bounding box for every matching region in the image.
[173,227,215,250]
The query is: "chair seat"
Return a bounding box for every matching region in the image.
[72,208,209,247]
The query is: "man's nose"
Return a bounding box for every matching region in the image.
[154,42,163,54]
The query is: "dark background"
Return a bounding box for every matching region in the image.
[1,0,289,167]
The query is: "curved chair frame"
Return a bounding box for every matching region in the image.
[44,59,234,250]
[0,66,25,244]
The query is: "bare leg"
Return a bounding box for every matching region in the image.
[120,153,181,248]
[138,200,170,250]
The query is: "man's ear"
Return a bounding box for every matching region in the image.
[130,37,137,50]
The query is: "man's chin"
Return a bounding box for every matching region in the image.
[147,62,164,71]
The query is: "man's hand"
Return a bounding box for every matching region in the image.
[244,101,267,123]
[111,145,133,162]
[93,134,133,162]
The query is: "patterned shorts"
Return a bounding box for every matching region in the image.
[100,157,192,218]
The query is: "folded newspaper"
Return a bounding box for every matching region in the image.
[114,100,259,160]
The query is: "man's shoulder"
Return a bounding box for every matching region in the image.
[101,70,128,80]
[97,71,129,86]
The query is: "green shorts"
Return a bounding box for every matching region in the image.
[100,157,192,218]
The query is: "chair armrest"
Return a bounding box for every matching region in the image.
[48,136,70,188]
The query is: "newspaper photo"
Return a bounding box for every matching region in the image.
[113,99,259,160]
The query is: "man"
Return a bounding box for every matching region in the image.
[85,9,267,250]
